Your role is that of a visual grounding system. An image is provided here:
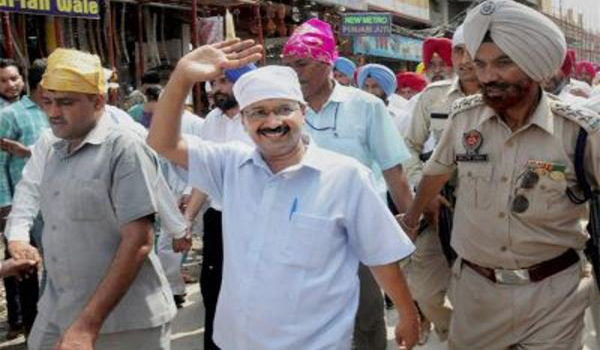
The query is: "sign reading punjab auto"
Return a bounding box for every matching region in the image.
[0,0,101,19]
[341,12,392,36]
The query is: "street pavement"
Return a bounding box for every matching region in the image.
[170,282,600,350]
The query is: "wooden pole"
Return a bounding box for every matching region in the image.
[2,13,14,59]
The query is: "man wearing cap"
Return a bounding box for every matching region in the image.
[282,19,414,350]
[400,24,480,343]
[422,38,454,83]
[147,38,419,350]
[8,48,176,350]
[174,63,255,350]
[402,1,599,348]
[334,57,356,87]
[0,59,49,337]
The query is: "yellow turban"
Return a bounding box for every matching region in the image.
[41,48,106,94]
[415,62,425,75]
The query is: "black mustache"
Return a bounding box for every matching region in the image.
[258,125,290,135]
[483,83,511,90]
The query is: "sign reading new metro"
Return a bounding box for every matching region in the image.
[341,12,392,37]
[0,0,101,19]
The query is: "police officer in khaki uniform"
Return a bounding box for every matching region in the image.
[401,1,599,349]
[401,26,480,341]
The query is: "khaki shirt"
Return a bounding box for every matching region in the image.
[38,115,176,332]
[424,92,600,268]
[404,78,466,186]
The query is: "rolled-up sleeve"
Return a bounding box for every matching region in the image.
[111,140,160,227]
[345,167,415,266]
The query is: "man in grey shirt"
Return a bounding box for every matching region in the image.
[8,49,176,350]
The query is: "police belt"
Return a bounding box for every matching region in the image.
[462,249,579,285]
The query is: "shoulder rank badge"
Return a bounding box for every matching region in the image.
[456,129,488,162]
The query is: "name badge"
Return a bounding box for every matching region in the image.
[430,113,449,119]
[456,129,489,162]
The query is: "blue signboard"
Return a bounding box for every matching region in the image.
[0,0,101,19]
[353,34,423,62]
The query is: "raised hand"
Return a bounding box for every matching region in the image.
[174,39,263,85]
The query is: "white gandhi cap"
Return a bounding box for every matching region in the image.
[233,65,306,111]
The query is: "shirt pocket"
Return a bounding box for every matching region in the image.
[279,213,338,269]
[526,174,568,218]
[457,164,494,210]
[66,179,108,221]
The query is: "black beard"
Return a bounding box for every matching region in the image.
[481,79,533,112]
[214,92,238,112]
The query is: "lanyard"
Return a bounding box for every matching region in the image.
[305,103,340,137]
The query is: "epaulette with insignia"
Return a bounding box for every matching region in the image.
[551,100,600,133]
[449,94,484,117]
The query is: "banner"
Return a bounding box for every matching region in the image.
[341,12,392,37]
[353,34,423,62]
[0,0,102,19]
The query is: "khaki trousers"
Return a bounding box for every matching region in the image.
[403,226,452,340]
[449,259,590,350]
[28,313,171,350]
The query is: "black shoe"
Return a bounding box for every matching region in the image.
[174,294,186,309]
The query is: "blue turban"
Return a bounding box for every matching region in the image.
[357,64,397,97]
[224,63,257,83]
[334,57,356,79]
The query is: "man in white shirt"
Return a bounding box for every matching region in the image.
[147,39,419,350]
[177,63,255,350]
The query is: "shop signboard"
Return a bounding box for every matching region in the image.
[0,0,102,19]
[367,0,429,22]
[353,34,423,62]
[341,12,392,37]
[317,0,367,11]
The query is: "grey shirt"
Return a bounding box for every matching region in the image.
[38,115,176,332]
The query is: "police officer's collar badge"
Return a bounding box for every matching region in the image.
[480,1,496,16]
[456,129,488,162]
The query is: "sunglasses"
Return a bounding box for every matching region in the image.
[511,170,540,213]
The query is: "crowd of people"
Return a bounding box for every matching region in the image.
[0,0,599,349]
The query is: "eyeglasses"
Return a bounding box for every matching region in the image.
[511,170,540,213]
[243,105,300,120]
[304,103,340,137]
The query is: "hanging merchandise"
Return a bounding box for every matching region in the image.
[152,12,161,66]
[77,18,89,52]
[120,4,129,63]
[265,5,276,37]
[87,19,98,55]
[198,16,223,45]
[225,9,236,40]
[96,17,105,61]
[144,8,160,68]
[276,3,287,37]
[46,17,58,53]
[9,14,27,69]
[160,9,170,65]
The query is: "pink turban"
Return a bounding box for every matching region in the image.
[282,18,338,65]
